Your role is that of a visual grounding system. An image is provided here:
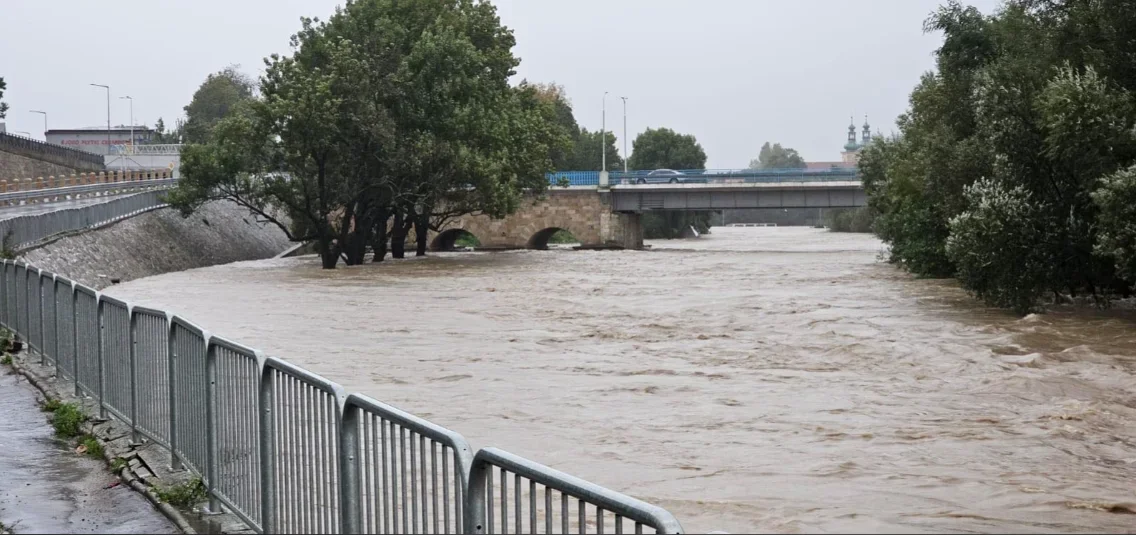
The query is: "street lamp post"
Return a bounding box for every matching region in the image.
[89,84,110,156]
[620,97,628,173]
[601,91,609,172]
[119,96,133,154]
[29,110,47,138]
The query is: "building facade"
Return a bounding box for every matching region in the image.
[45,126,154,156]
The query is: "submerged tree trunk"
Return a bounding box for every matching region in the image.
[317,234,339,269]
[372,206,389,263]
[414,212,429,257]
[391,211,408,259]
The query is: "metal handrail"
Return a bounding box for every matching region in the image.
[466,447,684,534]
[0,255,689,534]
[0,177,176,203]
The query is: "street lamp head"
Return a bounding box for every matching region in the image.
[119,95,132,100]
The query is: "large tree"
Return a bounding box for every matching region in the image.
[628,127,706,170]
[182,65,255,144]
[863,0,1136,311]
[0,77,8,120]
[170,0,565,269]
[749,142,806,169]
[565,128,622,171]
[627,127,711,238]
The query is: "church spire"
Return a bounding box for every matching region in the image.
[844,115,860,151]
[862,115,871,145]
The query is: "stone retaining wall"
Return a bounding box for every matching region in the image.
[21,199,292,290]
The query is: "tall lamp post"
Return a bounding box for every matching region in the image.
[119,96,134,154]
[89,83,110,156]
[601,91,609,172]
[620,97,628,173]
[29,110,47,138]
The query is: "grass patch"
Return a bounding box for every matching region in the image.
[155,478,207,508]
[50,402,86,438]
[78,435,104,459]
[42,397,63,412]
[111,457,128,472]
[0,354,10,366]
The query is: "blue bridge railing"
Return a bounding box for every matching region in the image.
[546,167,860,187]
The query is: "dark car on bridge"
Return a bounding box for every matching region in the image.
[634,169,707,184]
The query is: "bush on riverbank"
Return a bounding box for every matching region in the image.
[825,207,876,233]
[861,1,1136,312]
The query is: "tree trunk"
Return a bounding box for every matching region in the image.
[414,212,429,257]
[372,207,389,263]
[391,212,407,259]
[317,235,339,269]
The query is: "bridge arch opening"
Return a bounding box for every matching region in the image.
[527,228,578,250]
[431,228,481,251]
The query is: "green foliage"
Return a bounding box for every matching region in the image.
[155,478,207,508]
[826,207,876,233]
[628,128,707,171]
[172,1,566,268]
[947,179,1050,313]
[111,457,128,472]
[749,142,806,169]
[454,232,480,248]
[1,229,15,260]
[556,176,571,188]
[50,402,86,438]
[864,0,1136,310]
[565,128,623,171]
[0,354,10,366]
[1093,165,1136,286]
[548,229,577,244]
[182,65,254,144]
[152,117,183,144]
[42,397,63,413]
[78,435,104,459]
[0,76,8,119]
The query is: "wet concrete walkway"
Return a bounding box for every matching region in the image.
[0,370,178,534]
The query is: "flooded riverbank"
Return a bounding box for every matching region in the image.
[105,227,1136,533]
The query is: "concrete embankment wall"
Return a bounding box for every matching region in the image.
[21,199,292,290]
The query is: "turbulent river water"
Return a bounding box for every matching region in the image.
[105,227,1136,534]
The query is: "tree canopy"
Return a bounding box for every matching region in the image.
[0,77,8,120]
[170,0,566,269]
[182,65,255,144]
[628,127,707,170]
[567,128,623,171]
[749,142,806,169]
[862,0,1136,312]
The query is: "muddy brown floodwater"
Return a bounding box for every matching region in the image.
[105,227,1136,534]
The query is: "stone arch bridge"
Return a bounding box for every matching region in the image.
[428,180,865,251]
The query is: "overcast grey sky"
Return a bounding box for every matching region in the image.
[1,0,1000,168]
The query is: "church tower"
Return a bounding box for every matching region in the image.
[862,115,871,146]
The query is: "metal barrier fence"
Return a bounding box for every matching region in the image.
[0,259,685,534]
[547,168,861,187]
[0,188,172,251]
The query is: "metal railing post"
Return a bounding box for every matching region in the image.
[340,403,361,534]
[259,364,277,534]
[72,284,80,397]
[205,336,221,513]
[466,463,487,534]
[168,315,182,471]
[96,295,107,420]
[128,305,140,444]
